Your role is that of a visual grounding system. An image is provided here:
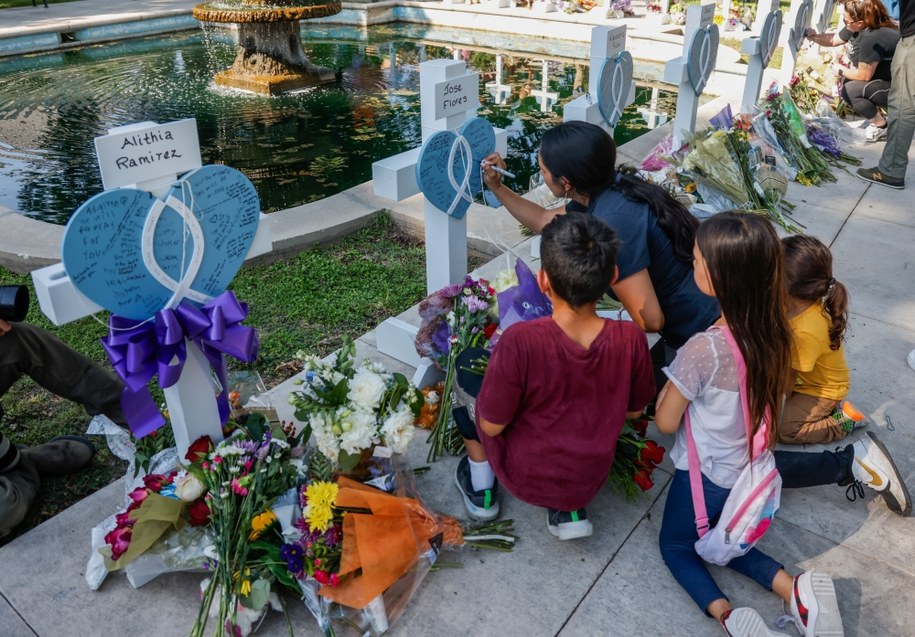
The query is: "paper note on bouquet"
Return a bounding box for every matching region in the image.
[61,164,260,320]
[415,117,496,220]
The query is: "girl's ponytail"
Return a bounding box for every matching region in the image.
[782,235,848,351]
[823,279,849,351]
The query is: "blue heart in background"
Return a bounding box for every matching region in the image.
[61,164,260,320]
[415,117,496,220]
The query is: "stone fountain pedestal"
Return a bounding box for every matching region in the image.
[193,0,342,95]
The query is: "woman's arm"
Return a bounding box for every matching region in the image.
[654,380,690,434]
[482,153,561,234]
[611,269,665,333]
[804,28,847,47]
[841,59,878,81]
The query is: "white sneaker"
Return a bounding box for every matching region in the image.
[722,608,790,636]
[852,432,911,515]
[864,124,887,143]
[787,571,843,637]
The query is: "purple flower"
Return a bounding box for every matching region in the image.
[806,125,842,158]
[463,295,490,314]
[439,283,463,298]
[324,524,341,547]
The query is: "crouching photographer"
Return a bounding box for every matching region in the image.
[0,285,127,538]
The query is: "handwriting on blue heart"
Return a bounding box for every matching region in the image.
[61,164,259,320]
[415,117,496,220]
[597,51,634,129]
[686,25,720,96]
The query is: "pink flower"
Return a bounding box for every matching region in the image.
[314,569,331,585]
[115,511,135,527]
[105,526,132,561]
[128,487,150,505]
[230,478,248,497]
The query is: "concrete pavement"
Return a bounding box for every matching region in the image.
[0,2,914,636]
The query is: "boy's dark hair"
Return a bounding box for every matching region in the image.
[540,212,620,308]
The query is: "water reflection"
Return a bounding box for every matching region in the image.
[0,25,677,224]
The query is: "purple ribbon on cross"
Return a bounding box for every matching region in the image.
[102,290,259,438]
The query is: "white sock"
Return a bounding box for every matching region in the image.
[469,458,495,491]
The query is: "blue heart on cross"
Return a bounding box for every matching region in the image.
[415,117,496,220]
[597,51,634,129]
[758,10,783,69]
[62,164,260,321]
[61,164,260,437]
[686,25,720,96]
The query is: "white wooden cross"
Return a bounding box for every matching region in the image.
[663,2,719,148]
[371,60,507,386]
[740,0,783,113]
[30,120,272,458]
[529,60,560,113]
[778,0,814,86]
[812,0,836,37]
[485,54,512,105]
[564,25,635,132]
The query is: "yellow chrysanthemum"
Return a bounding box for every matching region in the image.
[304,481,339,532]
[306,481,339,510]
[248,510,277,541]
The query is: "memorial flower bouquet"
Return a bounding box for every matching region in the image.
[414,275,498,462]
[756,87,836,186]
[102,468,212,569]
[281,463,517,637]
[189,426,308,637]
[288,336,423,472]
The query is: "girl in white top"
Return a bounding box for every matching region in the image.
[654,212,845,637]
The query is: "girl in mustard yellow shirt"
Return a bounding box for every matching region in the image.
[780,235,865,444]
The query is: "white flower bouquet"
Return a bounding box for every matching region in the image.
[289,337,423,472]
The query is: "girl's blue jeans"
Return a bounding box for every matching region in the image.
[659,469,783,614]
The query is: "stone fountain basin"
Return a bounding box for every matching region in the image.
[192,1,341,23]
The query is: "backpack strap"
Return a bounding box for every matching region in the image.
[684,409,710,537]
[684,325,755,538]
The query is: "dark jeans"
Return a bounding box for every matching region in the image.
[775,444,855,488]
[659,469,783,613]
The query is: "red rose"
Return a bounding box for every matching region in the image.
[314,569,331,585]
[483,323,498,339]
[142,473,170,492]
[630,418,649,436]
[186,498,211,527]
[185,436,214,463]
[633,468,654,492]
[640,440,665,465]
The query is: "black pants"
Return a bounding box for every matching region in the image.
[841,78,891,120]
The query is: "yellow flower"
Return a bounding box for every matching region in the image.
[304,481,339,532]
[306,481,339,509]
[240,578,252,597]
[248,510,277,541]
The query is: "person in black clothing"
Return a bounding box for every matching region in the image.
[805,0,899,142]
[0,320,126,538]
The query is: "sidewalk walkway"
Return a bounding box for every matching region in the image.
[1,3,914,636]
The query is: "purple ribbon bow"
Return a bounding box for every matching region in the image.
[102,290,259,439]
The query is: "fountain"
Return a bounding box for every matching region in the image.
[192,0,342,94]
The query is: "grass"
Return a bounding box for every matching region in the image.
[0,212,448,546]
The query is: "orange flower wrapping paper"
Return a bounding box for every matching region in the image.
[319,477,463,608]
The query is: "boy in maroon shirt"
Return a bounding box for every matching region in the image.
[454,212,655,540]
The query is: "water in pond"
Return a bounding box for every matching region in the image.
[0,24,678,224]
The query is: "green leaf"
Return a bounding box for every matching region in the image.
[337,449,362,472]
